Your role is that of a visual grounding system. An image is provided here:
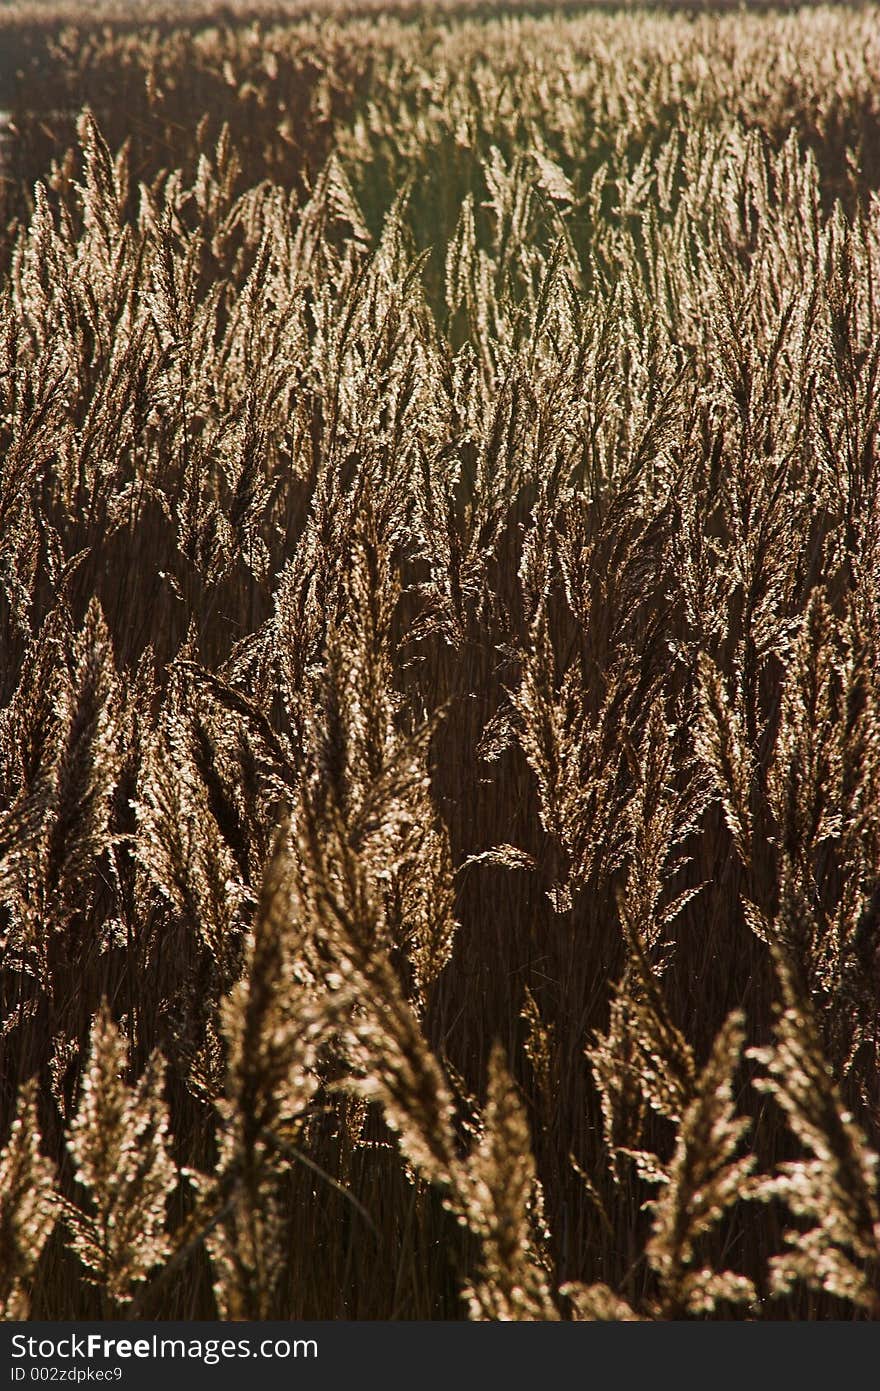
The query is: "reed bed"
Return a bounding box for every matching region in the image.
[2,2,880,1319]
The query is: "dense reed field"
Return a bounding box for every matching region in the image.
[2,0,880,1320]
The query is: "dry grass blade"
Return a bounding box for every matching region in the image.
[460,1042,559,1321]
[750,954,880,1312]
[64,1006,176,1309]
[0,1078,57,1318]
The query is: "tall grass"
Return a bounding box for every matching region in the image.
[2,2,880,1320]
